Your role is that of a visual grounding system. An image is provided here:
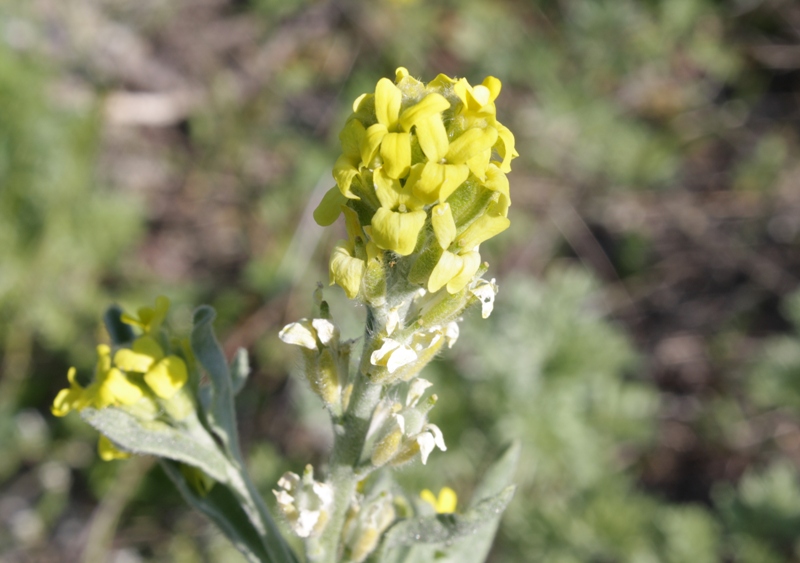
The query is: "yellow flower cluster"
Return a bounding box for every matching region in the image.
[51,297,189,457]
[315,68,517,299]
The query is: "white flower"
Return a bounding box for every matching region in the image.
[311,318,337,345]
[444,322,459,348]
[416,424,447,465]
[279,318,339,350]
[272,465,333,538]
[470,278,498,319]
[279,321,317,349]
[370,338,417,373]
[406,378,433,408]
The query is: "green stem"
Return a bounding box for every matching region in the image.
[312,355,383,562]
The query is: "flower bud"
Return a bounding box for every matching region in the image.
[272,465,333,539]
[279,318,344,412]
[344,492,396,563]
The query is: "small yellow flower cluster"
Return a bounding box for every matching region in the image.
[51,297,190,459]
[315,68,517,300]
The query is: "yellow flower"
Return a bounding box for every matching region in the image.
[98,435,131,461]
[114,336,188,399]
[316,67,518,298]
[52,345,143,416]
[51,367,89,416]
[420,486,458,514]
[120,295,170,335]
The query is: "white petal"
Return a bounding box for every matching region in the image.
[470,279,497,319]
[371,338,418,374]
[417,432,435,465]
[279,322,317,349]
[296,509,321,538]
[427,424,447,452]
[370,339,402,366]
[311,318,337,345]
[394,413,406,435]
[386,344,417,373]
[312,482,334,507]
[406,378,433,407]
[273,489,294,506]
[444,322,459,348]
[277,472,300,491]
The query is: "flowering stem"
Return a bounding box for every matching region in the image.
[312,328,384,563]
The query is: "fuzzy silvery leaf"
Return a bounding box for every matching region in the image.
[375,441,519,563]
[191,306,240,456]
[380,485,515,551]
[230,347,250,395]
[81,407,228,481]
[160,459,271,563]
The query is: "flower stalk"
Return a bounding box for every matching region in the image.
[52,67,518,563]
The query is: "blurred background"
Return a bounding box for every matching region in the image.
[1,0,800,561]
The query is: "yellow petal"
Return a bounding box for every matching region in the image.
[342,205,364,243]
[96,344,112,374]
[151,296,170,334]
[374,168,421,210]
[466,148,491,181]
[446,127,499,165]
[415,114,449,162]
[431,203,456,249]
[361,124,388,167]
[333,155,360,199]
[314,187,348,226]
[495,124,518,173]
[51,368,87,416]
[398,93,450,132]
[436,486,458,513]
[484,163,510,206]
[420,489,438,509]
[114,348,156,373]
[446,251,481,293]
[375,78,402,128]
[481,76,502,103]
[428,73,457,90]
[105,368,144,405]
[98,435,131,461]
[339,118,366,159]
[456,211,510,251]
[428,250,462,293]
[409,161,469,205]
[379,132,412,179]
[134,335,165,360]
[352,92,371,113]
[145,356,188,399]
[370,208,426,256]
[329,242,366,299]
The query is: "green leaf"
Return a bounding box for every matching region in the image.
[230,347,250,395]
[375,442,520,563]
[81,407,229,482]
[160,459,271,563]
[469,440,520,506]
[191,306,240,456]
[382,486,515,549]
